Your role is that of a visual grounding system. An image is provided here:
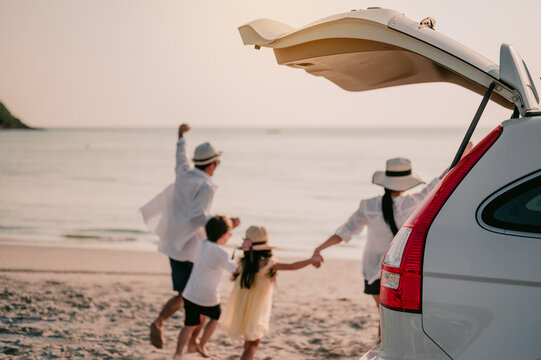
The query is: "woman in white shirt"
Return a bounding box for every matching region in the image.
[313,157,445,338]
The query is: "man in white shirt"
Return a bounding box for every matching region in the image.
[173,215,237,359]
[141,124,239,349]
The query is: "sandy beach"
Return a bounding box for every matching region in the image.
[0,245,379,359]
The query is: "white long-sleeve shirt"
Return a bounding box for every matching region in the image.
[140,138,216,262]
[335,178,440,285]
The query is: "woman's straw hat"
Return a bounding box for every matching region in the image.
[243,225,274,251]
[372,158,425,192]
[192,142,223,165]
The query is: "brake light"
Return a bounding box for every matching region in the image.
[380,125,503,312]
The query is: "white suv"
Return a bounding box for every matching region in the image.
[238,8,541,359]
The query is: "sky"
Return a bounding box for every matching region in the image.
[0,0,540,129]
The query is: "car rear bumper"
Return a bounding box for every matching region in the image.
[359,307,451,360]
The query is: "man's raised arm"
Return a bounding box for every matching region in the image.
[176,123,191,174]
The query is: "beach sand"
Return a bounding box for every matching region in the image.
[0,245,380,359]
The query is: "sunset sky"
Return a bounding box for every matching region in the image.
[1,0,539,128]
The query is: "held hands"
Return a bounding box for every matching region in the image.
[311,253,323,268]
[312,248,325,266]
[178,123,191,138]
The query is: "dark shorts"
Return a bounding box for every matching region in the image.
[183,297,221,326]
[364,279,381,295]
[169,258,193,292]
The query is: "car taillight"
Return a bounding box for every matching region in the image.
[380,125,503,312]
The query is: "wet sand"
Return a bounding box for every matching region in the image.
[0,245,379,359]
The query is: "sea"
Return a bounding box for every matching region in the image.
[0,127,491,260]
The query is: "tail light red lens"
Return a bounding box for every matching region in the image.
[380,126,503,312]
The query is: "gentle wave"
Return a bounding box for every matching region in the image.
[63,234,137,242]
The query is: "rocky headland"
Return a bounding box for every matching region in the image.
[0,101,32,129]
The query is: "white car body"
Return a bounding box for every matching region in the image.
[239,8,541,360]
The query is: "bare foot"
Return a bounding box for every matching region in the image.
[150,322,164,349]
[187,338,200,353]
[172,355,182,360]
[196,343,211,358]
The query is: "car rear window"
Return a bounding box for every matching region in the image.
[479,172,541,235]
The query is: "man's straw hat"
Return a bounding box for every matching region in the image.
[193,142,222,165]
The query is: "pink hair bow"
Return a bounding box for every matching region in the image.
[241,239,252,250]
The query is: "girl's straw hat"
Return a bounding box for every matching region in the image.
[372,158,425,192]
[242,226,274,251]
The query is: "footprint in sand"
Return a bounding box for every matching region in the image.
[349,317,368,329]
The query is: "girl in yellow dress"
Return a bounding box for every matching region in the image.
[221,225,322,360]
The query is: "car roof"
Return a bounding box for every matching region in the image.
[239,8,539,114]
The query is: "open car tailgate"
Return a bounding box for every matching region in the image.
[239,8,539,113]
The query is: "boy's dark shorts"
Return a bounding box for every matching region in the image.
[364,279,381,295]
[183,297,221,326]
[169,258,193,292]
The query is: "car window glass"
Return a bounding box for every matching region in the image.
[526,194,541,211]
[480,174,541,235]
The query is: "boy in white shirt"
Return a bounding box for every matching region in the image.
[173,215,237,359]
